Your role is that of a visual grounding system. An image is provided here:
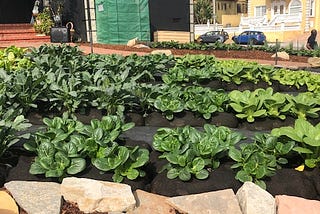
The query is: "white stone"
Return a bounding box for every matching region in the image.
[4,181,61,214]
[271,51,290,60]
[133,44,150,49]
[61,177,136,213]
[127,37,139,47]
[166,189,242,214]
[236,182,276,214]
[151,50,172,56]
[308,57,320,67]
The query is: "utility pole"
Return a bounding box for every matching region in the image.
[212,0,216,30]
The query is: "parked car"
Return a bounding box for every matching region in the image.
[197,30,229,44]
[232,30,266,45]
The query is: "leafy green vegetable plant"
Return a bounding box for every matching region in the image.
[162,54,218,85]
[152,85,185,120]
[271,118,320,169]
[82,115,149,183]
[228,89,267,122]
[0,46,33,71]
[271,69,311,90]
[24,113,87,179]
[24,113,149,183]
[153,124,244,181]
[228,133,295,189]
[183,86,228,119]
[4,69,45,114]
[259,88,291,120]
[0,109,31,159]
[286,92,320,119]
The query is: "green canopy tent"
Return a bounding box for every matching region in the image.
[95,0,150,44]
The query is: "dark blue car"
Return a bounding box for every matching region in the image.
[232,30,266,45]
[197,30,229,44]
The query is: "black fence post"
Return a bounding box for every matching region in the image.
[275,39,278,65]
[86,0,93,53]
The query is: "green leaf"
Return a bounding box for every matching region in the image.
[29,162,46,174]
[129,148,149,168]
[67,158,86,174]
[254,180,267,190]
[23,141,38,152]
[122,122,135,131]
[125,168,140,180]
[195,169,209,180]
[293,147,313,154]
[38,142,55,158]
[277,157,288,165]
[167,168,179,179]
[93,128,103,141]
[235,170,252,183]
[52,133,69,144]
[166,153,179,164]
[55,151,70,167]
[252,109,267,117]
[255,165,267,179]
[228,147,242,162]
[191,157,205,172]
[271,127,302,142]
[179,168,191,181]
[45,169,64,178]
[112,172,124,183]
[305,159,318,168]
[304,136,320,147]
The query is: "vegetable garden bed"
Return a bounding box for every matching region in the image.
[0,44,319,211]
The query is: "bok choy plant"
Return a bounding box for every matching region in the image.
[228,133,295,189]
[271,118,320,169]
[153,124,244,181]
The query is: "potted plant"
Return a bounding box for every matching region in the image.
[33,8,54,35]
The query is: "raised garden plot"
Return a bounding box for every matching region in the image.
[0,44,319,204]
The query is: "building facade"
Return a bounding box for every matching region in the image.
[243,0,320,43]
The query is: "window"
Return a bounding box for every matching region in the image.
[280,5,284,14]
[255,6,266,17]
[223,3,226,10]
[271,0,285,16]
[237,3,248,14]
[309,0,315,16]
[289,0,302,15]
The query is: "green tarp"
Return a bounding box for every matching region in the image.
[95,0,150,44]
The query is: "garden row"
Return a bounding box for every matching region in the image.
[151,40,320,57]
[0,44,319,192]
[1,45,319,121]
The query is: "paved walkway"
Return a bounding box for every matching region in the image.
[0,41,312,69]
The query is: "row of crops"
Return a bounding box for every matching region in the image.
[0,44,319,189]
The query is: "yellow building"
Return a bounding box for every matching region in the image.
[217,0,248,27]
[243,0,320,43]
[215,0,238,24]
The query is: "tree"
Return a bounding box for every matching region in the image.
[194,0,213,24]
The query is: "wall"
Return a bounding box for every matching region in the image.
[221,14,241,27]
[0,0,34,24]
